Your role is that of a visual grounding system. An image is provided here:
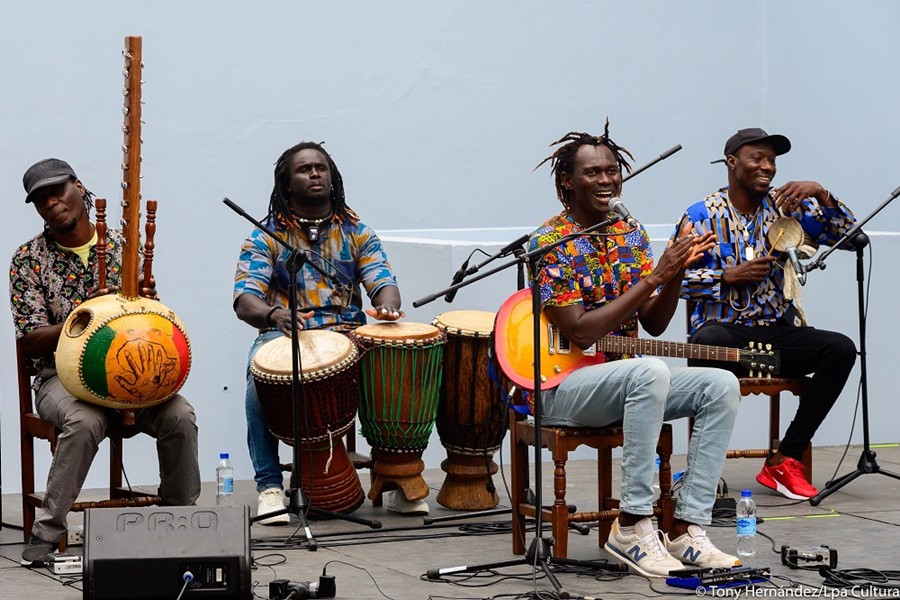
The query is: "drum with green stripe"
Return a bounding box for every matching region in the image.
[351,322,445,452]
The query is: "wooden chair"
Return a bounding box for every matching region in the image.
[685,302,813,482]
[510,404,675,559]
[17,339,160,545]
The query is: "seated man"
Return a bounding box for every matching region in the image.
[675,128,858,500]
[528,126,741,577]
[11,158,201,566]
[232,141,418,521]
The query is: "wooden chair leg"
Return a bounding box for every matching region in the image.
[597,445,615,543]
[656,426,675,534]
[510,415,528,556]
[551,457,569,558]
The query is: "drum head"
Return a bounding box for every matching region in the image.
[433,310,495,337]
[252,331,355,377]
[354,321,441,342]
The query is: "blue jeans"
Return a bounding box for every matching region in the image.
[541,357,739,525]
[246,330,286,492]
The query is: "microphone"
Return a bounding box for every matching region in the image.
[784,243,807,285]
[443,259,469,303]
[497,233,531,258]
[608,197,637,228]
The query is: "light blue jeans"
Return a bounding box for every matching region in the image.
[541,357,739,525]
[246,330,287,492]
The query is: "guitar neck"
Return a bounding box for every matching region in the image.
[596,336,740,363]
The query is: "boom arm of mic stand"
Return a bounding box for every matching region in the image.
[806,184,900,273]
[223,198,350,291]
[621,144,682,183]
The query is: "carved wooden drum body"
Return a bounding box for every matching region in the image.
[250,332,364,514]
[432,310,510,510]
[350,322,445,503]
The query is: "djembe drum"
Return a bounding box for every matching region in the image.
[432,310,511,510]
[250,332,365,514]
[350,322,445,503]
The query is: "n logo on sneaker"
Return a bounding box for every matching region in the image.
[682,546,701,563]
[627,544,648,563]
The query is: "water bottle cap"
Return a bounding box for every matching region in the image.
[741,489,752,497]
[220,453,229,459]
[655,457,661,466]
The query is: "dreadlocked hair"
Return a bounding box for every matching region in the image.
[533,119,634,211]
[267,141,359,229]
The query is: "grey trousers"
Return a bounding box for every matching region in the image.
[32,372,201,543]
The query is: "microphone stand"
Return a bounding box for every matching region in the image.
[806,185,900,506]
[223,199,382,550]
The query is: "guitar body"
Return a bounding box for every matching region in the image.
[494,289,606,390]
[494,289,779,391]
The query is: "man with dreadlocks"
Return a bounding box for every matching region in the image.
[10,158,201,566]
[528,126,741,577]
[674,128,857,501]
[233,141,417,522]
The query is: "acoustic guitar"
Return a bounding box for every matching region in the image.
[494,289,780,391]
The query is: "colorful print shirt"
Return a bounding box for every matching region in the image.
[674,187,856,333]
[529,213,655,349]
[523,213,655,413]
[9,228,126,387]
[232,217,398,332]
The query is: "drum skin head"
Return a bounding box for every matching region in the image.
[353,321,441,342]
[433,310,495,337]
[252,330,356,377]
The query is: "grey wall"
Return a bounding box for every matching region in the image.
[2,1,899,494]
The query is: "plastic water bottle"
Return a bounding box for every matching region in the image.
[651,456,661,501]
[216,453,234,506]
[736,489,757,557]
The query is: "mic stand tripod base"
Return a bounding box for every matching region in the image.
[809,449,900,506]
[435,450,500,511]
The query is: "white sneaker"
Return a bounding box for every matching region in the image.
[604,517,684,578]
[666,524,741,569]
[385,490,430,516]
[257,488,289,525]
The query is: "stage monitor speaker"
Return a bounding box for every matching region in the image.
[83,505,252,600]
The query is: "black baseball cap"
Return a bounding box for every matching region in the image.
[23,158,77,203]
[710,128,791,164]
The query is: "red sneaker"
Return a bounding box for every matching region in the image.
[756,457,818,500]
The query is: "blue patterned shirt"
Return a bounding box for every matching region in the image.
[233,216,398,332]
[674,187,856,333]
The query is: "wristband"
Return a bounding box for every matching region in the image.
[264,306,280,327]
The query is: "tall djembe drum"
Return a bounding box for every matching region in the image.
[56,37,191,421]
[432,310,511,510]
[351,322,445,503]
[250,332,365,514]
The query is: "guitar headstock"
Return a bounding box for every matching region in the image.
[739,341,781,377]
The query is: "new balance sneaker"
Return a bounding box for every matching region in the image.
[604,517,684,578]
[385,490,430,516]
[257,488,290,525]
[21,534,57,567]
[666,524,742,569]
[757,457,818,500]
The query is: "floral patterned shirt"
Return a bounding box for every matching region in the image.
[9,228,125,386]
